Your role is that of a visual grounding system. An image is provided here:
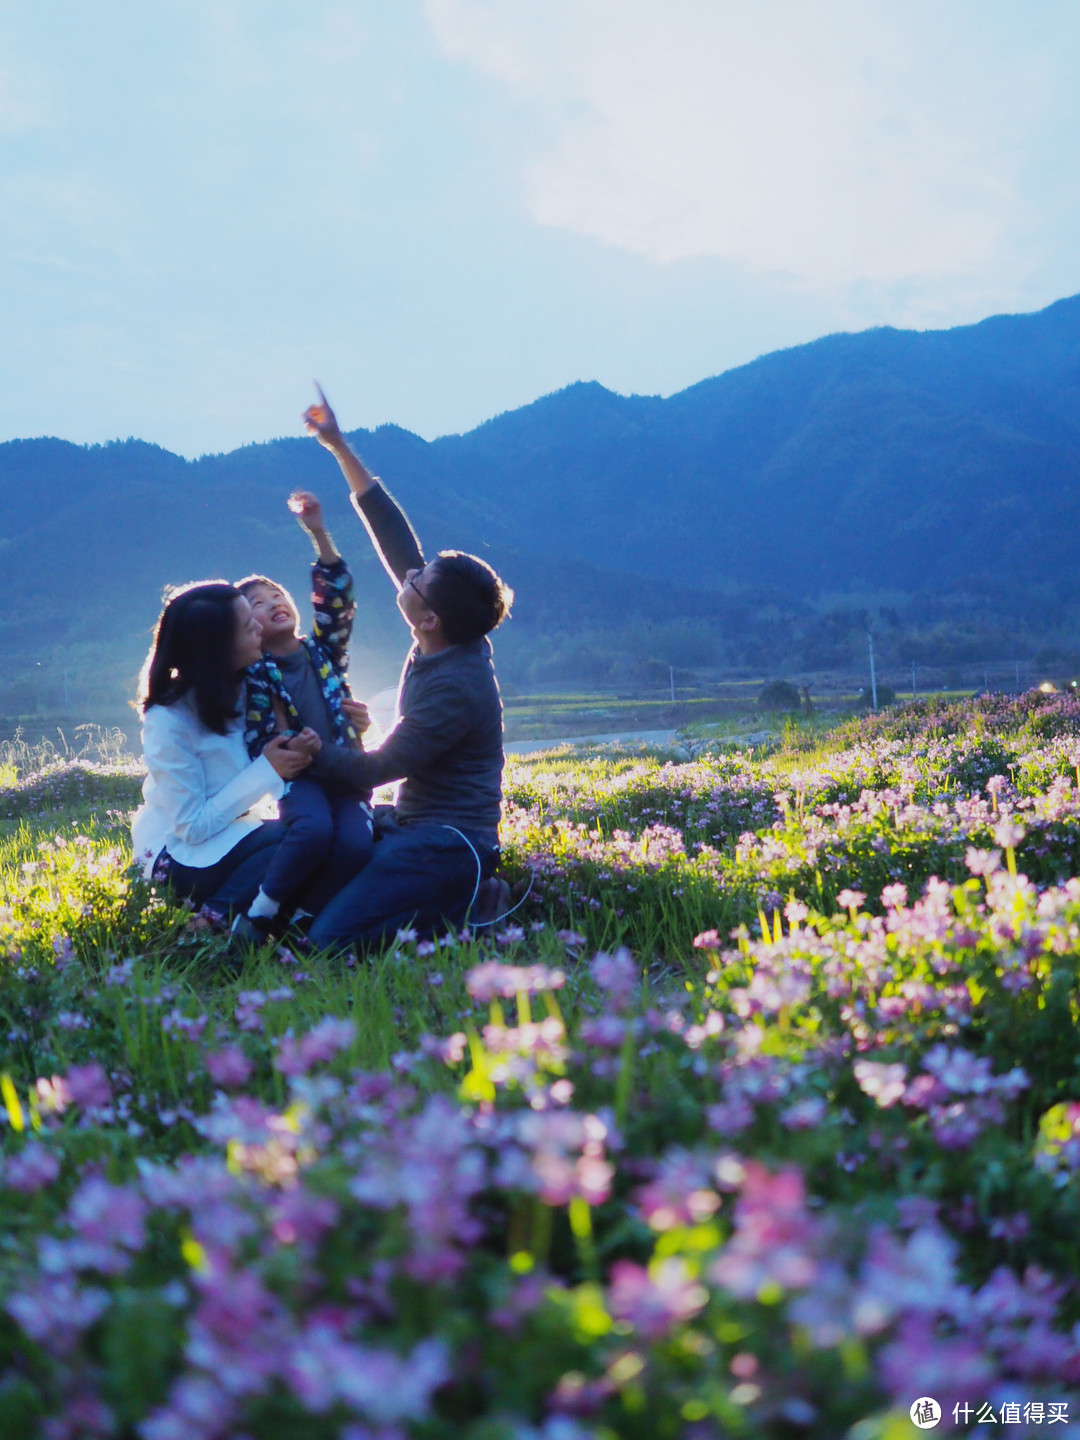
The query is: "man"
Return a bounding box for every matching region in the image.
[301,387,513,949]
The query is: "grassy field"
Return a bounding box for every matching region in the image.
[1,698,1080,1436]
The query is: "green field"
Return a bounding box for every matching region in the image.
[0,697,1079,1436]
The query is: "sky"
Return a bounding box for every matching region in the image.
[1,0,1079,458]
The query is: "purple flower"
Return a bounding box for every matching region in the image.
[162,1009,209,1042]
[67,1176,146,1251]
[781,1096,828,1130]
[608,1257,707,1338]
[7,1275,109,1358]
[589,948,638,1009]
[2,1141,60,1193]
[63,1063,112,1112]
[636,1150,720,1230]
[140,1373,235,1440]
[275,1017,356,1077]
[205,1046,253,1088]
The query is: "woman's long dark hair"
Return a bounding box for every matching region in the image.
[139,582,244,735]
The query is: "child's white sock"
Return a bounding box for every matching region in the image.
[247,889,281,921]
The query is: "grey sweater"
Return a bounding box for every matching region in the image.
[310,482,504,846]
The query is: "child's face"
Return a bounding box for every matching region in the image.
[245,582,300,645]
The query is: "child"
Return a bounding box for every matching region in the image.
[230,489,375,942]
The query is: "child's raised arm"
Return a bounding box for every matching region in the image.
[288,490,339,566]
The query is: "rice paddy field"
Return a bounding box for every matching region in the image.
[2,694,1080,1437]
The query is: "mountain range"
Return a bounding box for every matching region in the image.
[3,293,1079,711]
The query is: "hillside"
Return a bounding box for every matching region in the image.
[2,294,1080,709]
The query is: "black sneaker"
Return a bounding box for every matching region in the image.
[228,913,273,949]
[472,877,512,926]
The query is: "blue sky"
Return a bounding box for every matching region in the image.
[1,0,1078,457]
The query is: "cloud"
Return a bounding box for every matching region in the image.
[426,0,1073,306]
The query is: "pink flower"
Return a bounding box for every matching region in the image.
[880,884,908,911]
[993,818,1026,849]
[466,961,565,1002]
[34,1075,72,1114]
[517,1112,613,1207]
[692,929,722,950]
[418,1032,467,1064]
[964,847,1001,876]
[837,889,866,911]
[712,1163,820,1298]
[854,1060,908,1109]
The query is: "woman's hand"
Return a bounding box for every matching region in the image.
[263,734,315,779]
[341,699,371,741]
[302,383,342,448]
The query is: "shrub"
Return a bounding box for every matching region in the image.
[758,679,801,712]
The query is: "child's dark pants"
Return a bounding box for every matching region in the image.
[261,777,375,914]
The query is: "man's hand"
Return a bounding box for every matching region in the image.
[288,489,325,534]
[341,699,371,744]
[302,383,378,498]
[302,383,343,449]
[263,734,314,779]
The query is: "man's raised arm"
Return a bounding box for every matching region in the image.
[303,385,423,586]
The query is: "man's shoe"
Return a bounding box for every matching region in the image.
[472,877,512,926]
[229,913,273,949]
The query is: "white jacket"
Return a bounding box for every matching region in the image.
[131,692,285,877]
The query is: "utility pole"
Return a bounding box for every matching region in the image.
[868,634,878,711]
[911,661,916,701]
[1015,661,1021,691]
[669,665,676,704]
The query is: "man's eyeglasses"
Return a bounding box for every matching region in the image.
[407,570,435,611]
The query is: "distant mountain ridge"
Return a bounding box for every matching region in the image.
[2,293,1079,704]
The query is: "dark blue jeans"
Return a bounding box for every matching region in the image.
[164,822,286,923]
[307,822,499,951]
[261,778,375,913]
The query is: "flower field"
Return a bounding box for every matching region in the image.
[2,695,1080,1437]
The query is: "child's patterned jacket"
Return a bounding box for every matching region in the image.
[243,558,358,756]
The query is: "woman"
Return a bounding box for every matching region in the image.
[131,581,318,929]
